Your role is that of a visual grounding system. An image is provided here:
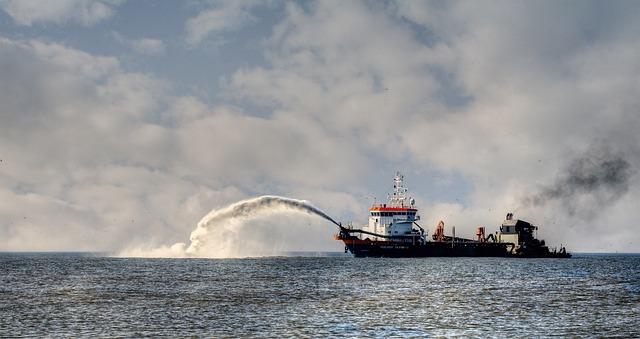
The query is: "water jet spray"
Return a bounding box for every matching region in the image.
[185,195,342,256]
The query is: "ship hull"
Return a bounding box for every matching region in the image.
[341,239,571,258]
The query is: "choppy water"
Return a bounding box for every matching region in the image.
[1,253,638,337]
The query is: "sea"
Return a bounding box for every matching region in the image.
[1,253,638,338]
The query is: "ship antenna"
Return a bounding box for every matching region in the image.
[391,171,409,207]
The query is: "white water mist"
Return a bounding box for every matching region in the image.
[186,195,339,255]
[119,195,339,258]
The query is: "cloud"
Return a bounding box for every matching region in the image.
[225,1,640,251]
[130,38,165,56]
[397,1,640,250]
[112,32,166,56]
[185,0,264,46]
[0,36,363,253]
[0,37,184,250]
[0,0,122,26]
[2,1,640,254]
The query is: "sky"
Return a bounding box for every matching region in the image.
[1,0,639,255]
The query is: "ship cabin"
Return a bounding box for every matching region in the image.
[498,212,537,250]
[366,205,419,239]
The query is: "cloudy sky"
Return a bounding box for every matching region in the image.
[1,0,639,254]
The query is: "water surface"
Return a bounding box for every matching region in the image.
[1,253,638,337]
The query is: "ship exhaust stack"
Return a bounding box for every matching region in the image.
[433,221,445,242]
[476,227,486,242]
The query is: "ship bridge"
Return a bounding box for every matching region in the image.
[364,172,420,240]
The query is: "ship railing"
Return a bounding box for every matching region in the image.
[393,217,418,222]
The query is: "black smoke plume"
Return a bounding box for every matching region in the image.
[524,146,634,217]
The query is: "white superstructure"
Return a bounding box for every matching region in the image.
[363,172,420,240]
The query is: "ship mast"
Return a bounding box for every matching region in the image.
[388,171,411,207]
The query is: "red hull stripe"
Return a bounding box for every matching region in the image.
[369,207,417,212]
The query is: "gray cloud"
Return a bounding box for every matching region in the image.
[226,1,640,251]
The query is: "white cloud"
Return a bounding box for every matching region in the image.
[185,0,263,46]
[0,0,122,26]
[0,36,364,254]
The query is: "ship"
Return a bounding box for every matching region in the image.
[334,172,571,258]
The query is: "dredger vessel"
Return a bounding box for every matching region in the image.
[335,172,570,258]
